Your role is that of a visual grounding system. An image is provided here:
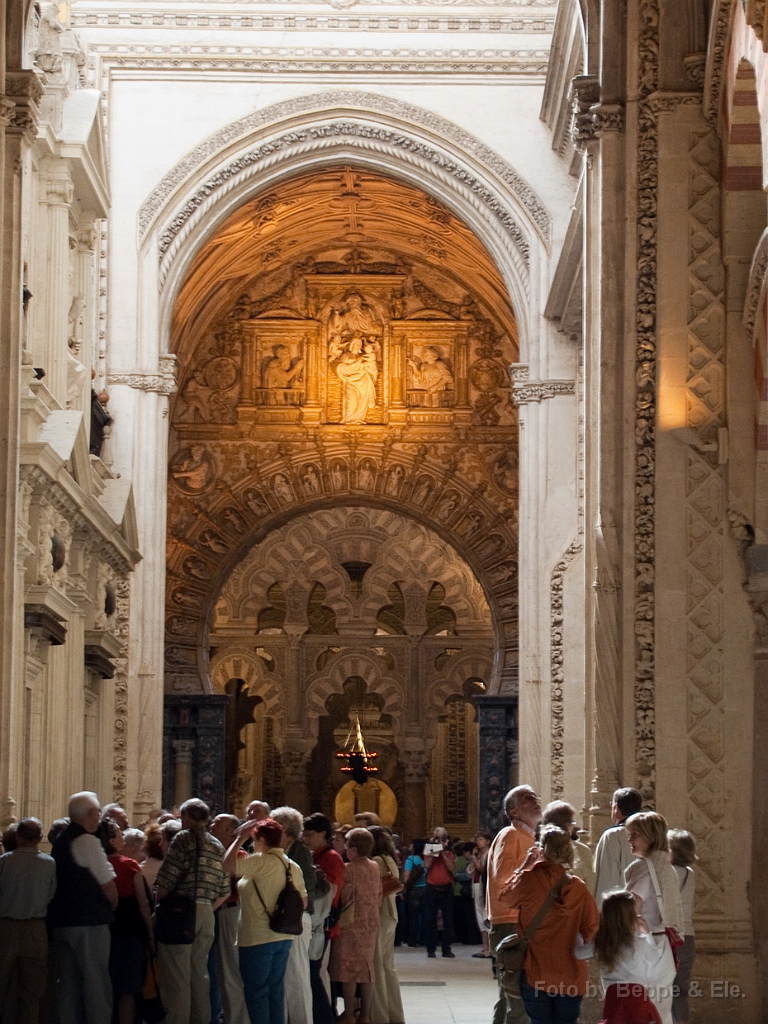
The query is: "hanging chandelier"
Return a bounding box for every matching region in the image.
[336,711,379,785]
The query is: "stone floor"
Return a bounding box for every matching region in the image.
[394,944,604,1024]
[395,944,497,1024]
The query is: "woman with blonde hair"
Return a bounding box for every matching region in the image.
[623,813,684,1024]
[499,824,598,1024]
[668,829,697,1024]
[368,826,405,1024]
[329,827,383,1024]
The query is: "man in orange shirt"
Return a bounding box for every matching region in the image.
[486,785,541,1024]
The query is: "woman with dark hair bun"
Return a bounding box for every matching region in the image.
[328,827,383,1024]
[222,816,308,1024]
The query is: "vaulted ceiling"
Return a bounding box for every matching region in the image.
[172,164,518,366]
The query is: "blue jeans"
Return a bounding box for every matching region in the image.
[239,940,292,1024]
[520,972,582,1024]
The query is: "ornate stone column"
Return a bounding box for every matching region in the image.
[475,695,517,835]
[0,72,42,827]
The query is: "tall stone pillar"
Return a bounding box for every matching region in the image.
[402,751,428,843]
[37,164,73,405]
[282,750,309,813]
[0,71,43,827]
[107,363,176,820]
[475,695,517,836]
[172,739,195,807]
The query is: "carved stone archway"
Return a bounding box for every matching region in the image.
[163,164,519,831]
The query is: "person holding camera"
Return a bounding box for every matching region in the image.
[423,826,456,959]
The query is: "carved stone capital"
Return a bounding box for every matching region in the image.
[510,378,575,406]
[171,738,196,763]
[4,70,44,141]
[592,104,625,135]
[44,176,74,207]
[0,95,15,127]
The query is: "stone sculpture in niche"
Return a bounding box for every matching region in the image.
[273,473,294,503]
[408,346,454,394]
[302,465,321,494]
[385,465,404,496]
[263,345,304,397]
[331,462,347,490]
[332,338,380,424]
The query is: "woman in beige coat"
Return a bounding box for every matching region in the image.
[369,827,405,1024]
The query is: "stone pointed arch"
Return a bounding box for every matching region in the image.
[141,92,549,348]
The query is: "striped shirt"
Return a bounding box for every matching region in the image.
[155,828,229,904]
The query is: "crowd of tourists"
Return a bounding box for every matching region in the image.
[0,785,696,1024]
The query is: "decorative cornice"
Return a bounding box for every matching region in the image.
[514,378,573,405]
[139,90,551,241]
[154,120,534,283]
[108,367,178,395]
[0,96,15,128]
[646,91,701,114]
[744,227,768,332]
[78,0,557,10]
[93,44,549,79]
[77,10,554,31]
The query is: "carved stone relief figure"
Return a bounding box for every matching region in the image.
[385,465,404,496]
[331,461,347,490]
[170,445,215,495]
[302,464,321,494]
[262,345,304,400]
[491,450,518,495]
[413,477,434,506]
[244,489,269,516]
[273,473,294,503]
[332,337,380,425]
[409,345,454,394]
[358,461,376,490]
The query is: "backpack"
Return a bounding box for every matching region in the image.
[253,859,305,936]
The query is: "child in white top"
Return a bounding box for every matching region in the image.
[577,889,671,1024]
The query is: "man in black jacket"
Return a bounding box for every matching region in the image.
[48,791,118,1024]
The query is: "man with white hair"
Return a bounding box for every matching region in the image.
[245,799,270,822]
[486,785,542,1024]
[48,791,118,1024]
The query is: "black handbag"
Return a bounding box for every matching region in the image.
[154,834,201,945]
[253,858,305,936]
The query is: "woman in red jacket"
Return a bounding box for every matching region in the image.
[500,824,599,1024]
